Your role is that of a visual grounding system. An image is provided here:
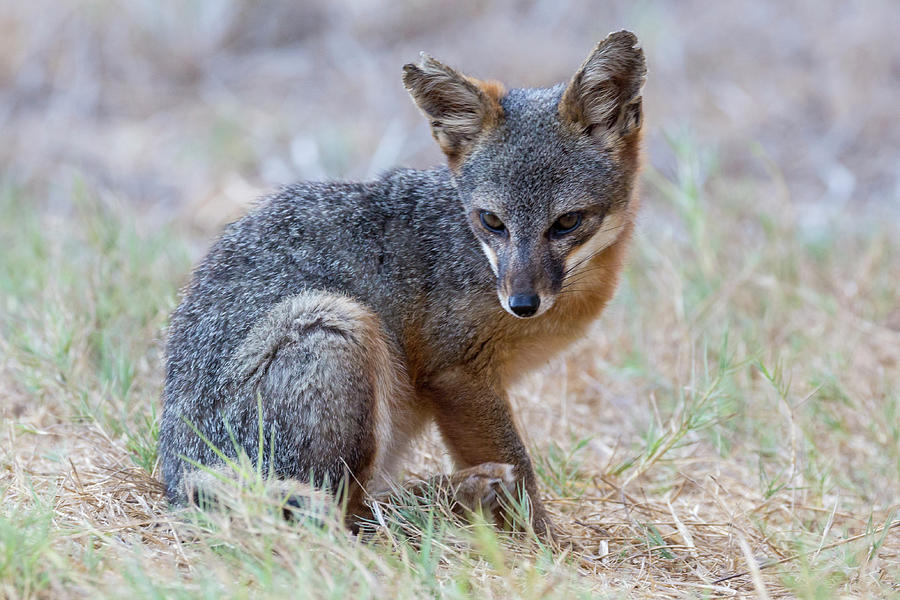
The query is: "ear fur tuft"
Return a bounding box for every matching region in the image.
[402,55,504,169]
[559,30,647,144]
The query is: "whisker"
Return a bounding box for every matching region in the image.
[562,223,627,278]
[555,288,612,298]
[562,263,616,287]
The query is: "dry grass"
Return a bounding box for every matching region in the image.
[2,1,899,598]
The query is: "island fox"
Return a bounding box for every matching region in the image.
[159,31,646,537]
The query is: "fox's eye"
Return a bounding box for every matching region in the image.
[551,212,582,236]
[480,211,506,233]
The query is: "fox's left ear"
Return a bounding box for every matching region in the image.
[560,31,647,144]
[403,54,505,169]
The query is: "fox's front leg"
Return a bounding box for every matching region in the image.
[430,368,555,538]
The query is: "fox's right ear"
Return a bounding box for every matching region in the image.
[560,31,647,146]
[403,54,504,169]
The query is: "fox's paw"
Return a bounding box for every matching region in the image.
[449,462,517,523]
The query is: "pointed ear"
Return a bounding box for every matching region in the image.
[402,54,504,168]
[559,31,647,144]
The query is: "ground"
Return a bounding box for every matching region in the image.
[1,1,898,598]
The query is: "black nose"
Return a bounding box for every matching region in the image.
[508,294,540,317]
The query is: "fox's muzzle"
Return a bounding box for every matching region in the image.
[496,239,559,318]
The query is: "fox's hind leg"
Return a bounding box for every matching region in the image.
[208,291,417,522]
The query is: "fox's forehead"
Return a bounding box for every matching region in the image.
[458,86,623,218]
[500,85,567,128]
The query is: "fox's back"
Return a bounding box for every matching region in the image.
[163,168,500,416]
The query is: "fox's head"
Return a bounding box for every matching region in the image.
[403,31,646,319]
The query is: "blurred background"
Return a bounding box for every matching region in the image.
[2,3,899,595]
[2,0,898,240]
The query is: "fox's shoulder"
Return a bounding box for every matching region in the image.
[231,166,456,229]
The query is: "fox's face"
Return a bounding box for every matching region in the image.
[404,32,646,318]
